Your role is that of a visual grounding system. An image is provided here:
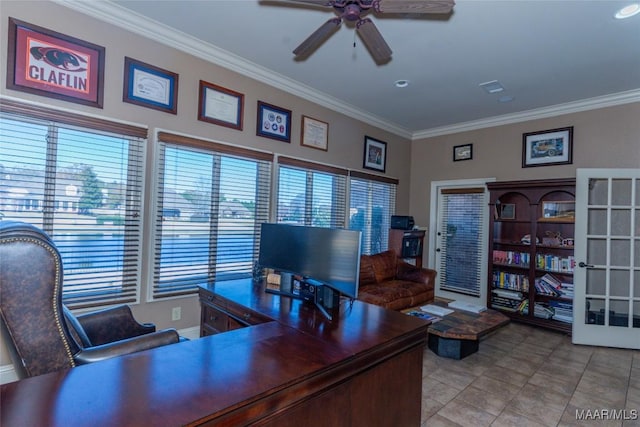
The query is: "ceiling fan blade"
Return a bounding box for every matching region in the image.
[356,18,392,64]
[293,18,341,59]
[373,0,455,14]
[269,0,334,7]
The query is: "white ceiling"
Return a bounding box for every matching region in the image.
[59,0,640,139]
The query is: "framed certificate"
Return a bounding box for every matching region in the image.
[301,115,328,151]
[123,57,178,114]
[198,80,244,130]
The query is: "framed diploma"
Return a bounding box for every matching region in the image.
[198,80,244,130]
[123,57,178,114]
[301,115,328,151]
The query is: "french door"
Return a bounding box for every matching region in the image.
[573,168,640,349]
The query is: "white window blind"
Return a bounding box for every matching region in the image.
[277,157,347,228]
[438,188,485,297]
[349,171,397,254]
[0,100,146,308]
[153,132,272,298]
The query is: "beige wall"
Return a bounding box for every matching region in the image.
[0,1,412,368]
[409,102,640,260]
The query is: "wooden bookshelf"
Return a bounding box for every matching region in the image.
[486,178,575,334]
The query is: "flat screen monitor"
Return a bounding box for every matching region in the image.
[258,223,362,299]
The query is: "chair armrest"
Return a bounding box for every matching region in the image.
[76,305,156,346]
[73,329,181,365]
[396,261,437,286]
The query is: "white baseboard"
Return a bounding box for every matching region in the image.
[0,325,201,384]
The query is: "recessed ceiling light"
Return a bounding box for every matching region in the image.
[615,3,640,19]
[479,80,504,94]
[394,79,409,88]
[498,95,514,103]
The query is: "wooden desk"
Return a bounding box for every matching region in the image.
[1,279,429,426]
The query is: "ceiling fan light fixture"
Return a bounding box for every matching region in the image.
[615,3,640,19]
[394,79,410,88]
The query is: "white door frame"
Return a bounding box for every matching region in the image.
[428,178,495,305]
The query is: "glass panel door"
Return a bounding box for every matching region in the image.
[573,169,640,348]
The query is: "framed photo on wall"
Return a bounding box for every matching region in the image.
[453,144,473,161]
[198,80,244,130]
[256,101,291,143]
[6,17,105,108]
[522,126,573,167]
[363,136,387,173]
[123,57,178,114]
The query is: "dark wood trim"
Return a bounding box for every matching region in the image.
[157,131,274,162]
[0,98,146,138]
[349,170,399,185]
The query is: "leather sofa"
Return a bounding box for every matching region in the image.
[357,250,436,311]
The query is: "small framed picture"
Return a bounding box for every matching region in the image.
[6,18,105,108]
[363,136,387,173]
[256,101,292,143]
[522,126,573,167]
[301,115,328,151]
[123,57,178,114]
[500,203,515,219]
[198,80,244,130]
[453,144,473,161]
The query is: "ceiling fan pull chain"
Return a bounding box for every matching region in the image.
[353,31,357,48]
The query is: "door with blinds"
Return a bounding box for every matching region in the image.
[573,168,640,348]
[432,182,491,305]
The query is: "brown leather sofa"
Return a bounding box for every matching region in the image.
[357,250,436,311]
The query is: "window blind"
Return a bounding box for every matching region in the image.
[349,171,397,254]
[276,157,347,228]
[437,188,485,297]
[0,101,146,308]
[153,132,272,298]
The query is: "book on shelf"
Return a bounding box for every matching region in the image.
[536,273,574,298]
[492,271,530,292]
[518,300,555,319]
[492,289,523,300]
[535,254,575,273]
[493,250,530,267]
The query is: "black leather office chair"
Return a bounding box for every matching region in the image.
[0,221,182,379]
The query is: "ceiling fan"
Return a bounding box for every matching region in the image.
[271,0,455,64]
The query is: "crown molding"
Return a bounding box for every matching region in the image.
[51,1,640,142]
[52,0,413,140]
[412,89,640,140]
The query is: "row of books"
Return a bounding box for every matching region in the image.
[535,254,575,273]
[492,271,530,292]
[491,289,525,312]
[492,250,530,267]
[538,273,574,298]
[491,293,574,323]
[548,300,573,323]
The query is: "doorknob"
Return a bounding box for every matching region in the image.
[578,261,594,268]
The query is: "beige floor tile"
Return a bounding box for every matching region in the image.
[420,396,444,421]
[490,410,548,427]
[568,388,627,411]
[509,383,569,425]
[455,385,511,416]
[423,377,462,405]
[437,399,497,427]
[429,366,478,390]
[494,354,543,377]
[527,370,579,395]
[483,364,531,387]
[424,413,463,427]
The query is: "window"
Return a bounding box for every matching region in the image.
[152,132,272,298]
[436,188,486,297]
[0,100,146,308]
[349,171,397,254]
[276,157,347,228]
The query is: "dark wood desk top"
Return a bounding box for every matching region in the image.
[2,279,429,427]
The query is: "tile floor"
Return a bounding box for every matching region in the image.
[421,322,640,426]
